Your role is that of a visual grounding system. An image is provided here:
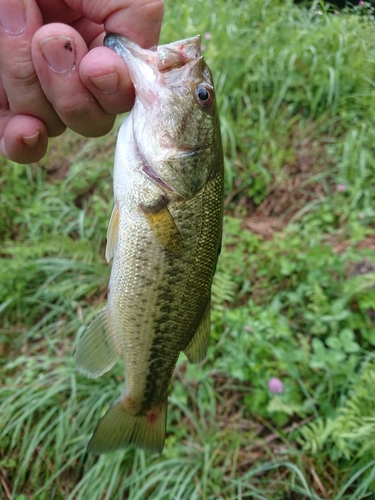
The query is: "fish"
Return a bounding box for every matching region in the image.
[74,33,224,454]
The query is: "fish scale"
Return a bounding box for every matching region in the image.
[74,33,223,454]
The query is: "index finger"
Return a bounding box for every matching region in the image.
[60,0,164,48]
[103,0,164,48]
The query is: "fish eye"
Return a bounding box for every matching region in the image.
[194,83,214,108]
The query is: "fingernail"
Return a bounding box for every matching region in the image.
[0,0,27,36]
[89,72,119,93]
[39,36,76,74]
[22,131,40,147]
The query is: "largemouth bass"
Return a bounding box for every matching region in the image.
[74,34,224,454]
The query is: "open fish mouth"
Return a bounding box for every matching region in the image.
[103,33,203,91]
[104,33,202,69]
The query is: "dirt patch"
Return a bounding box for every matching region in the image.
[242,215,284,239]
[325,233,375,254]
[241,131,336,237]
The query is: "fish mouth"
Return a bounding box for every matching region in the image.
[104,34,156,65]
[104,34,158,97]
[104,33,201,67]
[103,33,203,90]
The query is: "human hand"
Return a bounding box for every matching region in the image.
[0,0,164,163]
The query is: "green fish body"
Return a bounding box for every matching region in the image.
[75,34,224,454]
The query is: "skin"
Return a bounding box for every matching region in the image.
[0,0,164,163]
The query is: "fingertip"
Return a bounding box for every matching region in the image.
[80,47,135,114]
[21,130,41,148]
[1,116,50,164]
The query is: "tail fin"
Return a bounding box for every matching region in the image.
[87,397,167,454]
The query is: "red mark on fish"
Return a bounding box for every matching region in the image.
[147,411,157,425]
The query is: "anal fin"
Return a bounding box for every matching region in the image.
[140,196,183,256]
[183,301,211,363]
[74,308,119,378]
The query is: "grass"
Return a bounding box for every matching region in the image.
[2,0,375,497]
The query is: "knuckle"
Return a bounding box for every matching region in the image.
[1,43,38,88]
[54,92,114,136]
[55,92,95,118]
[135,0,164,22]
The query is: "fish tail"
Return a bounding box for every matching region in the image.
[87,396,167,454]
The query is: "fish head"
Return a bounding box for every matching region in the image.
[104,34,221,199]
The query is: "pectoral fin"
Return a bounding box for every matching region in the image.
[105,203,120,263]
[183,301,211,363]
[74,308,120,378]
[140,196,183,256]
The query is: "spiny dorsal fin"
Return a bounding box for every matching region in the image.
[183,300,211,363]
[140,196,183,256]
[105,203,120,263]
